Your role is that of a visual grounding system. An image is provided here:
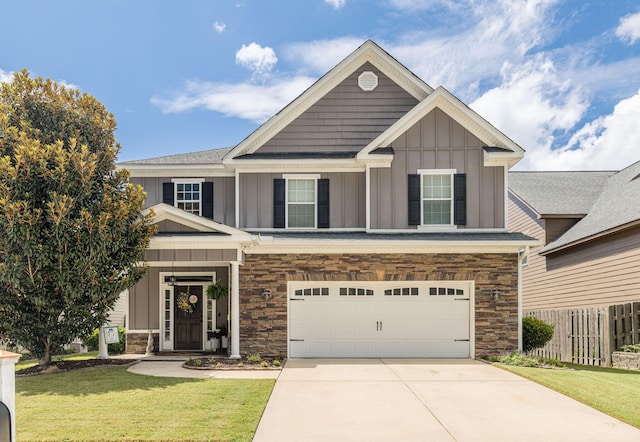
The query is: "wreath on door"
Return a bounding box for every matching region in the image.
[176,286,198,314]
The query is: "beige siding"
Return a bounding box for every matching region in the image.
[545,218,580,244]
[257,62,418,153]
[156,220,199,233]
[129,266,229,330]
[131,176,236,226]
[107,290,128,327]
[508,194,640,309]
[239,172,365,229]
[370,108,505,229]
[144,249,238,262]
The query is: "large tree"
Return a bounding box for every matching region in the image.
[0,70,156,367]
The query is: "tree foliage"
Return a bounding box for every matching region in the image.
[0,70,156,366]
[522,316,554,353]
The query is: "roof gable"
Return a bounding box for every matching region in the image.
[145,203,251,237]
[541,160,640,254]
[357,87,525,167]
[224,40,433,162]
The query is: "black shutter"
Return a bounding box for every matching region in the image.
[317,179,330,228]
[273,179,286,228]
[163,182,174,206]
[408,174,421,226]
[202,181,214,219]
[454,173,467,225]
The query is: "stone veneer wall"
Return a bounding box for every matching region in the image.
[238,253,519,357]
[126,332,159,354]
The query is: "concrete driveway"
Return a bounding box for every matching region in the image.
[253,359,639,442]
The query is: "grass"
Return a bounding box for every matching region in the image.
[16,366,274,441]
[498,363,640,429]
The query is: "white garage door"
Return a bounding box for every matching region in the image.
[289,283,472,358]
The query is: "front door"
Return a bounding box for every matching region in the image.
[174,285,203,350]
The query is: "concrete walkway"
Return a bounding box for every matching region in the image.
[253,359,640,442]
[117,355,280,379]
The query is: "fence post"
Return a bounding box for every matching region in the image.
[0,350,20,442]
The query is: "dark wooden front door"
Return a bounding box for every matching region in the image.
[174,285,203,350]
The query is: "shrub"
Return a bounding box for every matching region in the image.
[621,344,640,353]
[498,352,541,367]
[82,327,126,354]
[247,354,262,363]
[522,316,554,352]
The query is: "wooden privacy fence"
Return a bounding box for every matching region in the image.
[525,302,640,367]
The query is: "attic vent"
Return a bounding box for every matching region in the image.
[358,71,378,91]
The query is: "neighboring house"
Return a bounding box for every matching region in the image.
[508,160,640,310]
[118,40,536,359]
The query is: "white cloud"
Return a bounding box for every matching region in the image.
[616,11,640,44]
[471,56,587,158]
[283,37,363,75]
[151,76,315,123]
[0,68,13,84]
[213,21,226,33]
[325,0,346,9]
[235,43,278,80]
[521,89,640,170]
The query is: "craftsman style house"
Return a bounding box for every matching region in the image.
[119,40,537,359]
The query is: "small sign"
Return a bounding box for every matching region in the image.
[104,326,120,344]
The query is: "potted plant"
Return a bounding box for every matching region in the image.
[219,326,228,349]
[206,279,228,300]
[207,330,221,352]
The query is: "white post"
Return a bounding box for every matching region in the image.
[0,350,20,442]
[230,262,241,359]
[97,324,109,359]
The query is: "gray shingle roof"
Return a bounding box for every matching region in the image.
[541,161,640,253]
[119,147,233,165]
[509,171,614,216]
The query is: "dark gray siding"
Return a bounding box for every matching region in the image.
[256,62,419,153]
[131,176,236,226]
[370,108,505,229]
[239,172,366,229]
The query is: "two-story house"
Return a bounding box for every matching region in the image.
[119,40,537,359]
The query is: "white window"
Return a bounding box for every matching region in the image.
[173,179,204,215]
[420,170,455,225]
[285,176,318,229]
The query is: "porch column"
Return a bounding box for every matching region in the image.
[0,350,20,442]
[230,261,241,359]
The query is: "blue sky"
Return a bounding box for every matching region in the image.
[2,0,640,170]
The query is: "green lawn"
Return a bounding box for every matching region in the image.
[16,366,274,441]
[498,363,640,429]
[15,351,101,371]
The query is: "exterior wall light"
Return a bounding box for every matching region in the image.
[492,290,502,301]
[261,289,271,301]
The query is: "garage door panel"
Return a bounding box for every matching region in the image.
[289,283,471,358]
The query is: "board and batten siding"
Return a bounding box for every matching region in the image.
[131,176,236,227]
[256,62,419,153]
[508,193,640,309]
[129,265,230,331]
[239,172,366,229]
[370,108,505,229]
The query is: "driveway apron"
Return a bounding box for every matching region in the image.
[253,359,640,442]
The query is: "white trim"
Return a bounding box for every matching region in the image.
[419,170,456,227]
[224,41,432,162]
[282,173,321,179]
[230,262,241,358]
[128,329,160,333]
[171,178,205,184]
[517,249,525,352]
[247,227,365,233]
[504,166,509,229]
[365,164,371,231]
[235,169,240,229]
[245,238,540,255]
[145,203,253,237]
[158,271,216,352]
[148,237,252,249]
